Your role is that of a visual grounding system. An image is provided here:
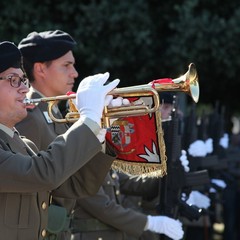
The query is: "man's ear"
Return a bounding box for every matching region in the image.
[34,62,46,78]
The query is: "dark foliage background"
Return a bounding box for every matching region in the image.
[1,0,240,120]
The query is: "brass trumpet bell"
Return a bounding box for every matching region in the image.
[171,62,199,103]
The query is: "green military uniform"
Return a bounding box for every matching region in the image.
[72,171,148,240]
[16,89,76,238]
[118,173,160,240]
[16,88,76,239]
[71,170,161,240]
[0,117,114,240]
[16,88,115,239]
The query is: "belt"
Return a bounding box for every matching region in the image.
[71,218,114,233]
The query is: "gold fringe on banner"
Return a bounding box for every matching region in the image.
[112,159,167,178]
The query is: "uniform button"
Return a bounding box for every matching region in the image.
[98,238,103,240]
[115,190,120,195]
[41,229,47,237]
[112,173,117,179]
[107,181,111,185]
[41,202,47,210]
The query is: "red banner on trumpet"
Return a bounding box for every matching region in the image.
[106,95,167,178]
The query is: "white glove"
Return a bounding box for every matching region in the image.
[108,96,130,108]
[219,133,229,149]
[186,190,211,209]
[179,149,190,172]
[104,95,114,106]
[205,138,213,154]
[181,192,187,201]
[76,72,120,125]
[209,188,217,193]
[146,215,184,240]
[211,178,227,189]
[188,140,208,157]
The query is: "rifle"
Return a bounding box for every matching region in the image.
[207,101,225,155]
[182,103,198,150]
[207,103,229,171]
[157,95,209,240]
[197,109,209,141]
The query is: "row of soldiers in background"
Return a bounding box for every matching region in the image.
[155,91,240,240]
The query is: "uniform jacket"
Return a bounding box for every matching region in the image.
[16,89,77,218]
[16,88,115,240]
[118,173,161,240]
[72,171,148,240]
[0,116,114,240]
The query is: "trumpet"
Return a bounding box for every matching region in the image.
[24,63,199,126]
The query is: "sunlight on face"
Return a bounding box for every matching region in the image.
[42,51,78,96]
[0,68,29,128]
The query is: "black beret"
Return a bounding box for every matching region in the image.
[0,41,22,73]
[18,30,77,63]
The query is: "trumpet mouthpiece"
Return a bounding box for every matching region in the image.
[23,98,38,105]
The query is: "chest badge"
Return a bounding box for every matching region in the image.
[43,111,53,123]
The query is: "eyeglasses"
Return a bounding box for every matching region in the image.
[0,74,29,88]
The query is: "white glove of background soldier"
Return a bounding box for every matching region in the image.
[211,178,227,189]
[179,149,190,172]
[188,140,208,157]
[186,190,211,209]
[219,133,229,149]
[146,215,184,240]
[76,72,120,125]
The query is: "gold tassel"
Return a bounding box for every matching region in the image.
[112,159,167,178]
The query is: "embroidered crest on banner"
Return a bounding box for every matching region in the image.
[110,120,134,150]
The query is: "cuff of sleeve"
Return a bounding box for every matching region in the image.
[81,116,101,135]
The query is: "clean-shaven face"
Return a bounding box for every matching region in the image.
[40,51,78,96]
